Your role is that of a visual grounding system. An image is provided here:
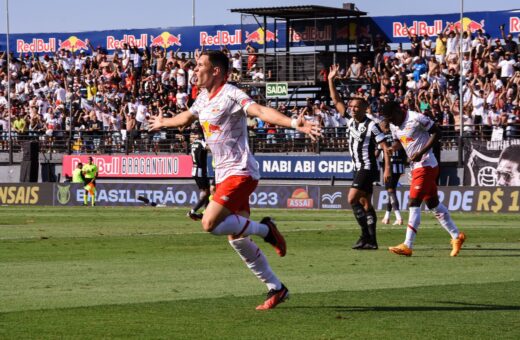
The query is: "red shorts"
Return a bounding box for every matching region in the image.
[213,175,258,214]
[409,166,439,201]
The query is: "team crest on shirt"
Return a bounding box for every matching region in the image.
[400,135,415,147]
[201,120,222,138]
[358,125,366,133]
[211,106,221,114]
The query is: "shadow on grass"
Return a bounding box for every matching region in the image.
[463,248,520,251]
[458,247,520,257]
[288,301,520,312]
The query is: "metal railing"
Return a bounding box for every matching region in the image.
[1,125,519,156]
[238,52,319,84]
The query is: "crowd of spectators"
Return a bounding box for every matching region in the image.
[332,24,520,140]
[1,23,519,154]
[0,42,202,152]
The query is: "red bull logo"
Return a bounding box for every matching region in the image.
[107,34,148,50]
[16,38,56,53]
[449,17,485,33]
[393,20,443,38]
[244,28,278,45]
[150,31,181,48]
[201,121,221,138]
[400,136,415,147]
[509,16,520,33]
[59,36,89,51]
[200,30,242,46]
[290,26,332,42]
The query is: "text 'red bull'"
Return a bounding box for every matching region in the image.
[393,20,444,38]
[16,38,57,53]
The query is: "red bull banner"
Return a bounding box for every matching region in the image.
[62,155,193,179]
[2,9,520,53]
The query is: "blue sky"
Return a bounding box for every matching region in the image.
[0,0,518,33]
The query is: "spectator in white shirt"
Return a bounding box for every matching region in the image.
[497,52,516,84]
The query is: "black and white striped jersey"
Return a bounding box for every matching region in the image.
[381,133,407,174]
[190,139,208,178]
[346,116,386,171]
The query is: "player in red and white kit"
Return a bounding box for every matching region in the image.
[381,101,465,257]
[149,50,320,309]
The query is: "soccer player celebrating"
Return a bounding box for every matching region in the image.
[328,64,391,250]
[149,50,320,310]
[381,101,466,257]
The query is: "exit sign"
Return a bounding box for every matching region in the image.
[266,82,288,98]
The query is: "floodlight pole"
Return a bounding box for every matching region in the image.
[192,0,195,26]
[458,0,464,167]
[6,0,13,164]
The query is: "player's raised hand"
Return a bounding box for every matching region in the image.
[328,64,341,81]
[147,115,164,132]
[295,112,321,141]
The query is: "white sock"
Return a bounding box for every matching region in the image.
[431,203,459,239]
[384,211,391,220]
[229,237,282,291]
[211,214,269,237]
[404,206,421,249]
[395,210,402,221]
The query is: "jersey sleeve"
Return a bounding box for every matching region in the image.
[416,112,434,131]
[230,87,255,115]
[189,92,206,117]
[370,121,387,144]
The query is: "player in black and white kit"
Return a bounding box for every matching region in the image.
[187,133,210,220]
[378,120,407,226]
[328,65,391,249]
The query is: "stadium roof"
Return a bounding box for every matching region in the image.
[229,5,367,20]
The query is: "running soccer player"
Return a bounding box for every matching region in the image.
[149,50,320,310]
[187,133,210,220]
[378,120,406,226]
[328,64,391,250]
[381,101,466,257]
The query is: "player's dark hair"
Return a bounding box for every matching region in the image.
[381,101,401,117]
[349,97,368,107]
[499,144,520,163]
[201,50,229,76]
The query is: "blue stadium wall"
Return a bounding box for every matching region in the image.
[1,9,519,53]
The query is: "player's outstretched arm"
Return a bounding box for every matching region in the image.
[246,103,321,141]
[148,110,196,131]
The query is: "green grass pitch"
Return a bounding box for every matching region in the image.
[1,206,519,339]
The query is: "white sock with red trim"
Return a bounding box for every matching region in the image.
[431,203,460,239]
[229,237,282,291]
[210,214,269,237]
[404,206,421,249]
